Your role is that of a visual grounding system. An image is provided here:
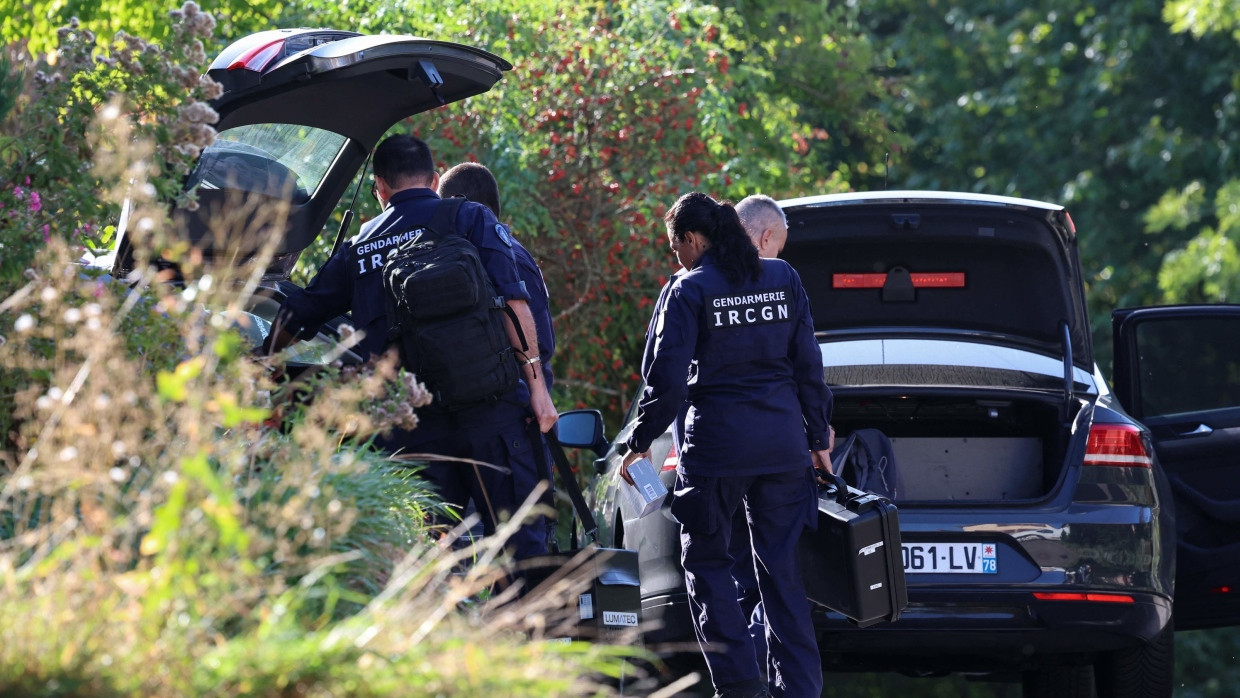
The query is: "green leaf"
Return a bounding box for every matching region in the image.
[156,355,205,402]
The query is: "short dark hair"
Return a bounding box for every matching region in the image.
[372,134,435,188]
[438,162,501,218]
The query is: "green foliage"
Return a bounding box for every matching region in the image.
[276,0,903,430]
[857,0,1240,373]
[1164,0,1240,40]
[0,0,287,56]
[1154,180,1240,302]
[1176,627,1240,697]
[0,6,641,694]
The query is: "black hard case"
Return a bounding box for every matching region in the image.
[799,477,908,628]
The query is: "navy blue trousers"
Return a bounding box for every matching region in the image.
[673,468,822,698]
[382,396,549,560]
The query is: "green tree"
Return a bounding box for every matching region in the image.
[0,0,286,55]
[857,0,1240,367]
[273,0,903,422]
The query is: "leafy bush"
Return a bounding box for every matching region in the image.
[0,5,646,695]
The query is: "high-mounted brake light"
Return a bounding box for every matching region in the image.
[1033,592,1135,603]
[228,39,285,72]
[1084,424,1153,468]
[832,272,966,289]
[660,442,680,472]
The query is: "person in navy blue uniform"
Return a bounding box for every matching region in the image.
[622,192,833,698]
[642,194,797,680]
[261,135,556,561]
[438,160,559,551]
[730,193,794,671]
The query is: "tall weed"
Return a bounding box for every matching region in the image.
[0,4,646,696]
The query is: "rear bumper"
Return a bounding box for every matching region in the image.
[640,589,1172,673]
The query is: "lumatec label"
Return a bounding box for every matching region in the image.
[708,289,791,328]
[603,611,639,627]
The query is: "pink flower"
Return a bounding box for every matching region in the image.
[13,186,23,200]
[42,224,50,242]
[28,191,41,212]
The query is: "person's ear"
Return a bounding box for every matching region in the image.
[431,171,441,192]
[760,228,774,253]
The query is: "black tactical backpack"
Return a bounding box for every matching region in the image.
[381,198,521,411]
[832,428,905,500]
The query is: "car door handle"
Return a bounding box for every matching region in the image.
[1177,424,1214,437]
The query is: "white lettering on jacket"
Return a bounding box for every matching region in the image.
[708,288,791,328]
[353,228,421,276]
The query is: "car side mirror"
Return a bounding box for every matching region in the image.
[556,408,608,456]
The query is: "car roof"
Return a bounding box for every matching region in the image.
[781,190,1065,215]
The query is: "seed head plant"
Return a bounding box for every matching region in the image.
[0,4,655,695]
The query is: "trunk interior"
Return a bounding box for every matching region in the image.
[830,392,1080,502]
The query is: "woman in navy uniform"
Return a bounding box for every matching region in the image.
[622,192,833,698]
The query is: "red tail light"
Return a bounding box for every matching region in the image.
[660,442,680,471]
[1213,586,1234,594]
[228,40,285,72]
[832,272,965,289]
[1033,592,1135,603]
[1084,424,1153,468]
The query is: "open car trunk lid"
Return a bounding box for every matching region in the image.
[780,191,1094,372]
[112,29,511,280]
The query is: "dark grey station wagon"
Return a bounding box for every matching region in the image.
[558,191,1240,698]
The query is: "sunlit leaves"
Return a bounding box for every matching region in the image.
[157,355,206,402]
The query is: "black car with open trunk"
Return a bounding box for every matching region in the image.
[558,190,1240,698]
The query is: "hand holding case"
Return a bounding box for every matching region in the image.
[799,473,908,628]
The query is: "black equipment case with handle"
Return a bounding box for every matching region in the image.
[799,472,908,628]
[519,429,641,641]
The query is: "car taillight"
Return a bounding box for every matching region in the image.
[228,39,285,72]
[1033,592,1135,603]
[1213,586,1234,594]
[661,441,680,471]
[832,272,966,289]
[1084,423,1153,468]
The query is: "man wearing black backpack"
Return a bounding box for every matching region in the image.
[262,134,556,562]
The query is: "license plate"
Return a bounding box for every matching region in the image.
[902,542,997,574]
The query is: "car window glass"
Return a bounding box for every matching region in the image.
[1135,316,1240,418]
[187,123,347,204]
[820,339,1096,392]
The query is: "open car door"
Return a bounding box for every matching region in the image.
[1112,304,1240,630]
[111,29,511,280]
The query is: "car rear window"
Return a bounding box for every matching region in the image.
[188,123,347,203]
[821,339,1096,392]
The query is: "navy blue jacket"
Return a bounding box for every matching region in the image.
[276,188,528,360]
[628,252,833,476]
[507,227,556,390]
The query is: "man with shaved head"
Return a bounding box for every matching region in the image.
[728,193,793,681]
[736,194,789,259]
